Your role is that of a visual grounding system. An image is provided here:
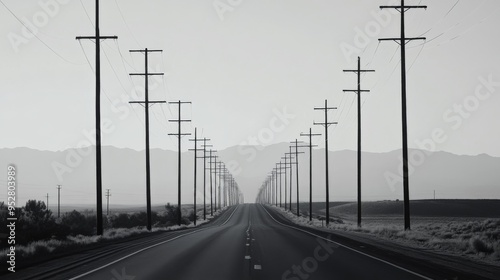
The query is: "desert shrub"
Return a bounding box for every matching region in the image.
[188,210,197,222]
[111,211,167,228]
[469,237,494,254]
[162,203,190,226]
[111,213,133,228]
[61,210,96,236]
[440,233,454,239]
[129,212,148,227]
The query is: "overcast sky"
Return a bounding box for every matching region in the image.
[1,0,500,157]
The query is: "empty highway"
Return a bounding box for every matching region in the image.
[58,204,434,280]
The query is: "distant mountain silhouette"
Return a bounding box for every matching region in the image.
[1,145,499,206]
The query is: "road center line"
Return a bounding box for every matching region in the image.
[259,204,433,280]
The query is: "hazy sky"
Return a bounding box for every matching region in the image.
[2,0,500,156]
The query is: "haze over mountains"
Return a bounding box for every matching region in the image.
[1,145,499,206]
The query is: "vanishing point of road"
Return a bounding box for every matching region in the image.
[64,204,432,280]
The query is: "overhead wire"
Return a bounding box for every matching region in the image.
[0,0,83,65]
[114,0,142,49]
[79,0,94,28]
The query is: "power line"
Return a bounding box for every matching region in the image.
[0,0,82,65]
[113,0,142,48]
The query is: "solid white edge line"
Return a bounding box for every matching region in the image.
[259,204,433,280]
[69,205,240,280]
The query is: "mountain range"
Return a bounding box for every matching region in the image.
[0,145,499,207]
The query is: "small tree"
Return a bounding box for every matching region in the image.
[61,210,95,236]
[18,200,58,244]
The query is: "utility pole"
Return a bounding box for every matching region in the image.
[289,148,293,213]
[343,56,375,227]
[301,128,321,221]
[217,162,225,209]
[285,150,297,214]
[281,155,290,211]
[276,163,284,207]
[76,0,118,236]
[314,100,338,225]
[201,139,212,220]
[168,100,192,225]
[129,48,165,231]
[276,163,286,208]
[188,128,201,226]
[274,169,278,206]
[212,154,219,212]
[45,193,49,210]
[57,185,62,218]
[105,189,111,216]
[207,150,217,215]
[291,140,305,217]
[379,0,427,230]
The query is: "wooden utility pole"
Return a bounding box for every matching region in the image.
[271,168,278,206]
[207,150,217,215]
[379,0,427,230]
[216,161,226,209]
[290,140,305,217]
[281,154,291,211]
[56,185,62,218]
[285,150,297,214]
[212,154,219,212]
[129,48,165,231]
[188,128,201,225]
[168,101,192,225]
[301,128,321,221]
[314,100,338,225]
[105,189,111,216]
[277,162,287,208]
[76,0,117,236]
[45,193,49,209]
[201,139,212,220]
[343,56,375,227]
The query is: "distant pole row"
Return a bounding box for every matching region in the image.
[76,0,243,234]
[257,1,426,230]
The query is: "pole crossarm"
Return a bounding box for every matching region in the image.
[380,5,427,10]
[343,90,370,93]
[378,37,426,46]
[76,36,118,40]
[313,122,338,126]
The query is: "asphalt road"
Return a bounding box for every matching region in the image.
[66,204,433,280]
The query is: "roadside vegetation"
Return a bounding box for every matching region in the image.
[274,205,500,265]
[0,200,220,267]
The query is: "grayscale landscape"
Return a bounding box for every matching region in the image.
[1,0,499,279]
